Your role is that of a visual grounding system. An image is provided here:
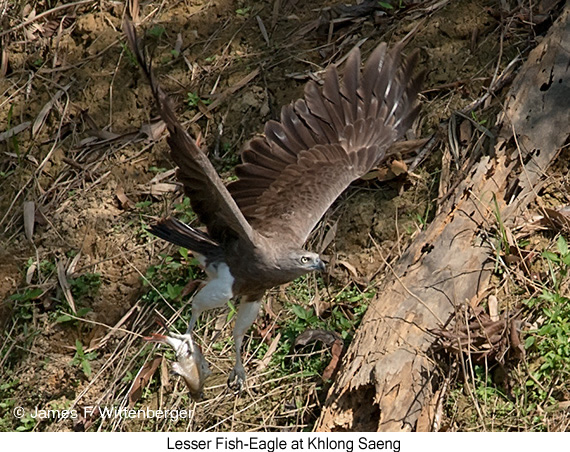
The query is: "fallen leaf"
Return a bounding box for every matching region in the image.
[57,259,76,314]
[1,47,8,77]
[488,295,499,322]
[258,332,282,370]
[160,354,171,390]
[181,279,205,299]
[543,206,570,233]
[128,356,162,407]
[313,287,331,317]
[32,83,71,137]
[295,329,341,347]
[23,201,35,242]
[0,122,31,142]
[148,183,179,196]
[387,138,429,155]
[116,186,134,210]
[459,119,472,145]
[337,260,359,280]
[322,339,343,380]
[389,159,408,176]
[140,120,166,141]
[127,0,139,22]
[74,405,101,431]
[42,15,75,38]
[26,262,36,284]
[318,221,338,254]
[294,329,343,380]
[148,168,176,184]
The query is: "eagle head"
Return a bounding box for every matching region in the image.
[284,250,326,275]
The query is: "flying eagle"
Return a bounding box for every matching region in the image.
[125,21,423,394]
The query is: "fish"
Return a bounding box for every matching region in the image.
[145,328,211,401]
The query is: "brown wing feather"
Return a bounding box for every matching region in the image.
[228,41,423,246]
[252,144,381,244]
[124,20,256,247]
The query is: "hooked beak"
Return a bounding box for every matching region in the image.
[314,258,326,272]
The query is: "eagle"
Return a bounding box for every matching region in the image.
[124,21,423,395]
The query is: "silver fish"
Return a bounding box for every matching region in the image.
[145,331,211,401]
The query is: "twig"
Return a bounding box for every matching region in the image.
[0,0,97,37]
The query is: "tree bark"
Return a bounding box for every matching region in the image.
[316,4,570,432]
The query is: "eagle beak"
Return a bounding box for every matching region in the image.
[314,258,326,272]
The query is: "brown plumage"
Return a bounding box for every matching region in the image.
[124,20,423,393]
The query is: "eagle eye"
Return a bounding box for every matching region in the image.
[300,256,311,264]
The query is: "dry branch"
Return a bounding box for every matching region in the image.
[316,5,570,432]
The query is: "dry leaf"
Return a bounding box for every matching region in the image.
[319,221,338,254]
[1,47,8,78]
[127,0,139,22]
[74,405,101,431]
[0,122,31,142]
[148,183,179,196]
[42,15,75,38]
[174,33,183,56]
[389,159,408,176]
[140,120,166,141]
[416,386,445,432]
[26,262,36,284]
[313,287,331,317]
[32,83,71,137]
[294,329,343,380]
[338,260,359,279]
[256,15,270,46]
[189,68,261,123]
[322,339,343,380]
[258,333,282,370]
[360,168,379,180]
[23,201,35,242]
[181,279,205,299]
[459,119,472,145]
[295,329,341,347]
[116,186,134,210]
[160,354,171,390]
[128,356,162,407]
[148,168,176,184]
[85,303,139,353]
[67,251,82,275]
[543,206,570,233]
[488,295,499,322]
[56,259,76,314]
[388,138,429,156]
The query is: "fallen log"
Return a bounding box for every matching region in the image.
[316,5,570,432]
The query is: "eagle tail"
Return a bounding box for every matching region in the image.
[149,218,221,256]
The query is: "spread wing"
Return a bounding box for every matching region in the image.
[124,20,256,247]
[227,42,423,246]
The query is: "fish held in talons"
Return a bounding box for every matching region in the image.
[144,331,211,401]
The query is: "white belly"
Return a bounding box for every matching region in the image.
[193,261,235,307]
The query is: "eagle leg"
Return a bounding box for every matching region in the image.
[228,299,262,391]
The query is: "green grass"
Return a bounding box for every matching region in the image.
[70,340,97,379]
[447,234,570,431]
[187,92,211,109]
[522,236,570,407]
[259,278,373,381]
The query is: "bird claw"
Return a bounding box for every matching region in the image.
[227,367,246,393]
